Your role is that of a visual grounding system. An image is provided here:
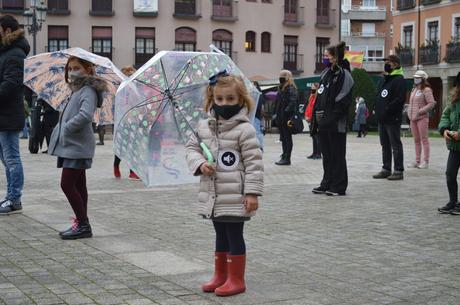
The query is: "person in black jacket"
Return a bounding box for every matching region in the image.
[311,42,354,196]
[0,15,30,215]
[273,70,298,165]
[373,55,406,181]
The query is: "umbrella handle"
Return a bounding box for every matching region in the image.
[200,142,214,164]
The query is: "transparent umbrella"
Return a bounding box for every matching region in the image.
[114,50,259,186]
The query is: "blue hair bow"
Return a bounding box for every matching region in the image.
[208,70,229,86]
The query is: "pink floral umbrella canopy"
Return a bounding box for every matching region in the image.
[24,47,125,125]
[114,50,259,186]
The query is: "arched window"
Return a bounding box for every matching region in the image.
[212,29,233,57]
[261,32,271,53]
[245,31,256,52]
[175,27,197,51]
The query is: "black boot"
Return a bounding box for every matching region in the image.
[60,219,92,240]
[275,157,291,165]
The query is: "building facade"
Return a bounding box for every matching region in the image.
[341,0,393,73]
[392,0,460,126]
[0,0,340,79]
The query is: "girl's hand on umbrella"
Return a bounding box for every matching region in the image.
[244,195,259,212]
[200,162,216,176]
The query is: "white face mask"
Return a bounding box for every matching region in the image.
[414,78,422,85]
[68,71,84,81]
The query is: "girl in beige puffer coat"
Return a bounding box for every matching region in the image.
[185,73,263,297]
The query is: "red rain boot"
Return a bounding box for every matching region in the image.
[215,254,246,297]
[202,252,228,292]
[114,166,121,178]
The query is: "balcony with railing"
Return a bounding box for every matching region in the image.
[0,0,24,14]
[419,44,440,65]
[316,8,336,28]
[396,47,414,66]
[397,0,416,10]
[446,42,460,63]
[421,0,442,5]
[283,6,304,27]
[47,0,70,15]
[283,53,304,75]
[342,5,386,21]
[174,0,201,19]
[211,1,238,22]
[89,0,114,16]
[342,32,385,46]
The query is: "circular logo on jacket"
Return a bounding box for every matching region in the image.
[317,84,325,94]
[218,149,240,171]
[415,90,423,97]
[381,89,388,98]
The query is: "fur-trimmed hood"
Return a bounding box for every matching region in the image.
[69,75,108,108]
[0,29,30,55]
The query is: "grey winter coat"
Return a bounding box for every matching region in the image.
[355,102,367,125]
[48,76,107,159]
[185,107,264,219]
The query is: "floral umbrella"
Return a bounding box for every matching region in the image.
[24,47,125,125]
[114,50,259,186]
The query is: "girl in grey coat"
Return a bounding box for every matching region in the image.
[185,73,263,297]
[48,56,107,240]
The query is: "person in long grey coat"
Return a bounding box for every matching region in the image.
[355,97,368,138]
[48,56,107,240]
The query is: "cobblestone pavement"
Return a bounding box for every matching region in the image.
[0,134,459,305]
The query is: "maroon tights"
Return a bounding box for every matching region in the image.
[60,168,88,221]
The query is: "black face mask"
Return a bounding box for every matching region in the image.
[279,77,286,85]
[213,104,242,120]
[384,63,393,73]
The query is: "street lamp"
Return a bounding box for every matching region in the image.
[23,0,47,55]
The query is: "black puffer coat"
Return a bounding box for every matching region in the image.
[274,85,298,126]
[0,29,30,131]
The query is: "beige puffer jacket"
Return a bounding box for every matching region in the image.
[185,107,264,219]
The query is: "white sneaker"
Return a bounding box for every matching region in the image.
[418,162,429,169]
[407,162,420,168]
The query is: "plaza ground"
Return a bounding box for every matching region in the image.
[0,134,459,305]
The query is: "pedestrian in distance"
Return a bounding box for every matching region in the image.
[406,70,436,169]
[305,83,321,159]
[355,96,368,138]
[373,55,407,181]
[438,71,460,215]
[48,56,108,239]
[41,101,59,153]
[252,81,265,151]
[113,66,140,180]
[21,100,30,139]
[185,71,263,297]
[0,15,30,215]
[273,70,298,165]
[311,41,354,196]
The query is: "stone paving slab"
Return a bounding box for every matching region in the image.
[0,134,459,305]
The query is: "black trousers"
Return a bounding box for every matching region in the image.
[308,123,321,155]
[358,124,367,137]
[279,123,293,160]
[446,150,460,203]
[319,130,348,193]
[312,134,321,155]
[43,111,59,147]
[213,221,245,255]
[378,123,404,173]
